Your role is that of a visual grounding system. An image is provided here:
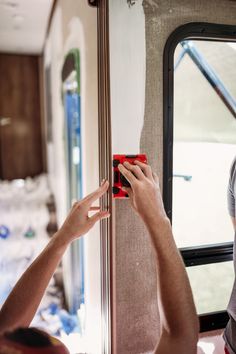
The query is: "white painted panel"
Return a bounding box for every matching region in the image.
[109,0,146,154]
[44,2,101,352]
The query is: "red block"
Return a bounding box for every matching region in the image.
[112,154,147,198]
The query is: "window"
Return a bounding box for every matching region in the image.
[187,261,234,314]
[173,39,236,248]
[164,23,236,331]
[62,50,84,315]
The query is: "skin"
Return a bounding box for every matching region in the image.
[230,217,236,231]
[0,163,199,353]
[118,160,199,354]
[0,180,110,334]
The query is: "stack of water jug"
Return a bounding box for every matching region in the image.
[0,175,80,336]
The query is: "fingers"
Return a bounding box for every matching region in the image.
[134,160,153,179]
[118,164,137,185]
[71,204,100,213]
[89,210,110,224]
[83,180,109,206]
[122,161,145,180]
[89,206,100,211]
[88,206,101,217]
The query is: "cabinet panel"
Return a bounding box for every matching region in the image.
[0,54,44,180]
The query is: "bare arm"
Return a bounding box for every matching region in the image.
[119,161,199,354]
[0,181,109,334]
[230,217,236,231]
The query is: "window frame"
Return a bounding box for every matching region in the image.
[163,22,236,332]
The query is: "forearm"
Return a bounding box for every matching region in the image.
[147,219,199,343]
[0,232,68,333]
[117,161,198,352]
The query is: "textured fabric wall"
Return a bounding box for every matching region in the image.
[112,1,236,353]
[113,201,159,354]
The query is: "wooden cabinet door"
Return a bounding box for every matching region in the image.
[0,54,44,180]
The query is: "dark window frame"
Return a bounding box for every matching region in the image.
[163,22,236,332]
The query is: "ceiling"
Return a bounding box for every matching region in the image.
[0,0,54,55]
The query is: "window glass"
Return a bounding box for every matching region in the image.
[173,40,236,248]
[63,64,84,314]
[187,261,234,314]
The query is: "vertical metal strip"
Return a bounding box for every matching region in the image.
[97,1,113,353]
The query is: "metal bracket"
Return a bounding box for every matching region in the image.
[88,0,98,7]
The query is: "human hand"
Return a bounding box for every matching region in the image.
[55,180,110,245]
[118,161,168,228]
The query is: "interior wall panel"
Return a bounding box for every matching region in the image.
[44,2,101,353]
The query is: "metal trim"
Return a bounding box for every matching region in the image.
[180,40,236,118]
[200,311,229,332]
[181,242,233,267]
[98,1,113,352]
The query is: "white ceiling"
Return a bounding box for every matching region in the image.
[0,0,54,55]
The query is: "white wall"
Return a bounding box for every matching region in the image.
[44,2,102,353]
[44,6,66,228]
[109,0,146,154]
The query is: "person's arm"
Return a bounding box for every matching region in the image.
[118,161,199,354]
[0,181,109,334]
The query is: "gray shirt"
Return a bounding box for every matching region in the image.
[224,157,236,354]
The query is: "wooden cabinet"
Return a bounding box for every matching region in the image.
[0,54,44,180]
